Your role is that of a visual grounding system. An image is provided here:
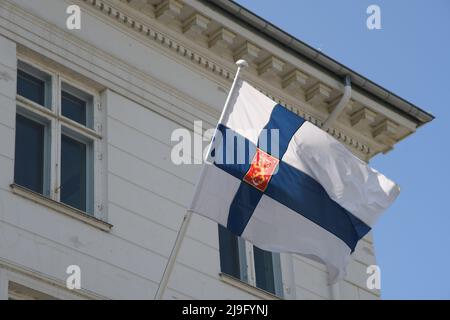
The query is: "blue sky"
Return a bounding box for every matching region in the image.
[234,0,450,299]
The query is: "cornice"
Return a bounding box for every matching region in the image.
[78,0,403,160]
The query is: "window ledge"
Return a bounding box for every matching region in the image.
[10,184,112,232]
[219,273,282,300]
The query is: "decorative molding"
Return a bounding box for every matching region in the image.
[306,82,332,109]
[208,27,235,54]
[183,12,210,38]
[122,0,155,17]
[233,41,261,64]
[328,97,354,114]
[77,0,382,158]
[372,119,398,146]
[258,55,285,80]
[155,0,182,24]
[282,69,309,94]
[350,107,377,131]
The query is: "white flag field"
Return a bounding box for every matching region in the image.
[189,79,400,283]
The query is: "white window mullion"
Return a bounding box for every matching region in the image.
[92,91,102,219]
[280,253,296,299]
[93,128,102,219]
[51,72,59,114]
[52,75,61,202]
[237,238,248,282]
[42,119,52,197]
[271,252,284,297]
[53,119,62,202]
[245,241,256,286]
[93,91,102,133]
[94,140,104,219]
[86,137,95,215]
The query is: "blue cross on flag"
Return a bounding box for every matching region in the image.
[190,80,400,283]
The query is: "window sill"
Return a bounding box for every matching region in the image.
[219,273,282,300]
[10,184,112,232]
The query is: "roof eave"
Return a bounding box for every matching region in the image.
[203,0,435,126]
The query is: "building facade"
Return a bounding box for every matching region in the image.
[0,0,432,300]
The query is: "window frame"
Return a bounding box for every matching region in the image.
[14,109,52,197]
[14,57,104,219]
[59,129,92,213]
[218,226,285,298]
[17,61,52,109]
[241,239,284,297]
[60,81,95,129]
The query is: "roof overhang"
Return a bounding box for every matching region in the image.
[203,0,434,126]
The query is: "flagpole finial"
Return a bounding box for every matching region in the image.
[236,59,249,68]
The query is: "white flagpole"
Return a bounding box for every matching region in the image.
[154,60,248,300]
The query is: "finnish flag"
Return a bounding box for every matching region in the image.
[191,80,400,283]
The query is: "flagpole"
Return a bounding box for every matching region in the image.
[154,60,248,300]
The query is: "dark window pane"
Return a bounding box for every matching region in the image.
[61,91,87,126]
[61,135,86,211]
[17,70,45,106]
[218,225,241,279]
[253,246,276,294]
[14,114,45,194]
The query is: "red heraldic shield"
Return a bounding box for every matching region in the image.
[243,148,279,192]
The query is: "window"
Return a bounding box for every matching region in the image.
[17,70,45,106]
[218,225,284,297]
[16,62,51,108]
[219,225,245,280]
[61,82,94,128]
[60,134,88,211]
[14,60,102,216]
[14,114,46,194]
